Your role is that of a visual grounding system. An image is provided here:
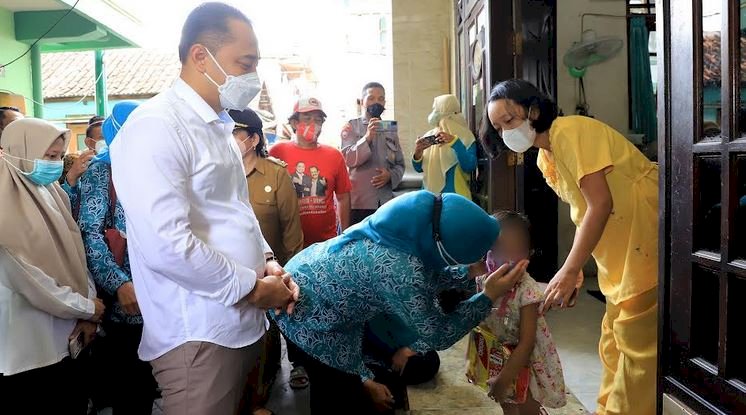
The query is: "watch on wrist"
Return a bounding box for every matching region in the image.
[265,254,279,263]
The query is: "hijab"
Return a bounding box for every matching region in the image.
[329,190,498,270]
[94,101,139,164]
[422,94,476,193]
[0,118,89,296]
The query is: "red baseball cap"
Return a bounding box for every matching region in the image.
[293,96,327,117]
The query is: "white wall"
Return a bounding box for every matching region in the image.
[556,0,629,272]
[556,0,629,132]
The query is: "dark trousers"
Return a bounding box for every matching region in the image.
[351,209,377,226]
[91,322,158,414]
[241,320,282,412]
[362,328,440,386]
[286,335,306,368]
[290,341,406,415]
[0,357,88,414]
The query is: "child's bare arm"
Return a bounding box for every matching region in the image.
[489,304,538,400]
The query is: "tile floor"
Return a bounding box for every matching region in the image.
[544,277,605,412]
[263,278,605,414]
[121,278,605,415]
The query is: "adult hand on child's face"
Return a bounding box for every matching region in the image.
[482,260,528,302]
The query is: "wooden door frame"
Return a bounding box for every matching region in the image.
[658,0,746,413]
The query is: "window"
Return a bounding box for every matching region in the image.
[626,0,657,127]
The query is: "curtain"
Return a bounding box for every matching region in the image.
[629,16,657,144]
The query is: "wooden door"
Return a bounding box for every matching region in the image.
[659,0,746,413]
[455,0,558,281]
[456,0,516,213]
[513,0,558,281]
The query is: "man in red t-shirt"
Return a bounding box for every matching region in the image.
[269,97,352,247]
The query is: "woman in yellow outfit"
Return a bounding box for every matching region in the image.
[480,79,658,415]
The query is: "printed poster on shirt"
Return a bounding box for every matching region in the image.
[291,160,329,215]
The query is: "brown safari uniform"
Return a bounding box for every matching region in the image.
[241,155,304,413]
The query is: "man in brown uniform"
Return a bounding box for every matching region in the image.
[230,108,304,414]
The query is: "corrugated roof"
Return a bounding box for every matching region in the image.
[42,49,181,99]
[702,32,746,85]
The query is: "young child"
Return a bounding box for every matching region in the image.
[476,211,566,415]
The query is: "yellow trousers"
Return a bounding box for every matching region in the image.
[597,287,658,415]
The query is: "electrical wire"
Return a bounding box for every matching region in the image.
[1,0,82,69]
[0,59,108,112]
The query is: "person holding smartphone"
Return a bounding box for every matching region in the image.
[413,94,477,199]
[341,82,405,225]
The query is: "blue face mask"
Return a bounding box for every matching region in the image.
[25,159,64,185]
[2,154,64,186]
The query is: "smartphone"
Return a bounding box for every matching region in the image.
[377,120,397,131]
[69,331,85,360]
[422,135,439,145]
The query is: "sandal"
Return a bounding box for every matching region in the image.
[289,366,309,390]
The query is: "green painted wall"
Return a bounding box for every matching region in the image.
[0,7,34,116]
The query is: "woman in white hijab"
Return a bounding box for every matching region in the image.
[412,94,477,199]
[0,118,104,413]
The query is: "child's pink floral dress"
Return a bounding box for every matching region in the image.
[476,264,567,408]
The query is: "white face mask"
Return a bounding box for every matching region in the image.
[427,110,441,127]
[501,109,536,153]
[203,48,261,110]
[94,140,108,154]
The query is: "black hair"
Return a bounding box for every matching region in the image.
[287,112,327,132]
[235,126,267,158]
[178,2,252,63]
[492,210,532,247]
[86,121,102,139]
[88,115,104,125]
[361,82,385,97]
[479,79,558,157]
[0,106,21,119]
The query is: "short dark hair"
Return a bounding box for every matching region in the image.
[88,115,104,125]
[288,112,327,131]
[178,2,252,63]
[492,210,531,246]
[361,82,385,97]
[235,126,267,158]
[86,121,102,139]
[0,106,21,119]
[479,79,558,157]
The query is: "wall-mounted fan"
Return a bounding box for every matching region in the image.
[563,30,624,115]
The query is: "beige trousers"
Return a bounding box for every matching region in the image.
[150,338,264,415]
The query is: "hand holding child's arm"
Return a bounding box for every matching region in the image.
[487,303,538,402]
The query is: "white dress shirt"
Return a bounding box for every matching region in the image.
[0,245,95,376]
[110,78,271,361]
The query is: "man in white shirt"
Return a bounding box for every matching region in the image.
[110,3,299,414]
